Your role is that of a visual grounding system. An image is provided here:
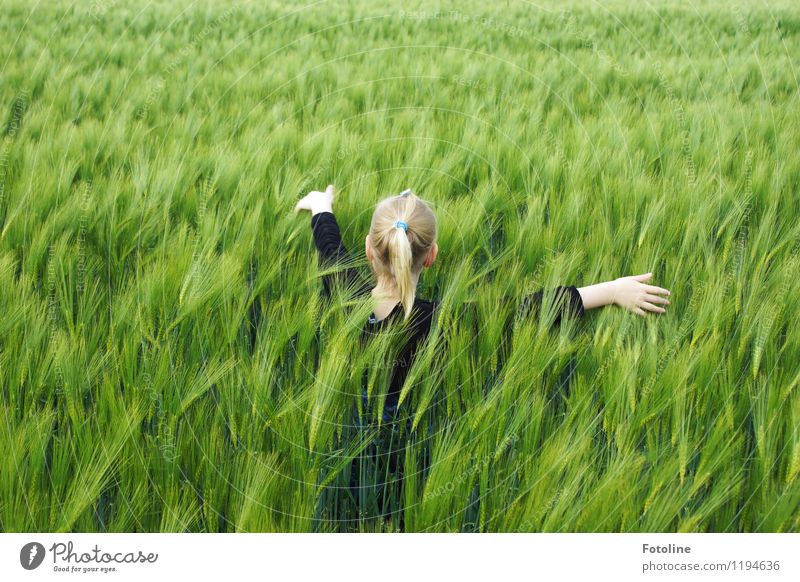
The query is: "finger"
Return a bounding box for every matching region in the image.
[633,307,647,317]
[643,284,670,295]
[640,302,666,314]
[294,200,307,212]
[643,294,670,305]
[326,184,334,197]
[632,273,653,282]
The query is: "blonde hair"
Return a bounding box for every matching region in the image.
[368,192,437,319]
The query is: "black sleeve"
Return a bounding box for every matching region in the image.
[310,211,369,297]
[517,285,585,327]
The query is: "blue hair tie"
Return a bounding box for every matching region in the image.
[399,189,412,197]
[394,220,408,232]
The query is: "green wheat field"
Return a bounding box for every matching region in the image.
[1,0,799,533]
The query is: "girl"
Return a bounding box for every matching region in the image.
[296,184,672,414]
[296,184,671,528]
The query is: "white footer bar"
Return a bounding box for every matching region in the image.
[1,533,797,581]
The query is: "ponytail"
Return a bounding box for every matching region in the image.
[388,227,415,318]
[368,191,437,320]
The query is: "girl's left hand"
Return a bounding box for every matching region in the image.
[611,273,671,316]
[295,184,334,215]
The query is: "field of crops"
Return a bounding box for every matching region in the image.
[1,0,799,532]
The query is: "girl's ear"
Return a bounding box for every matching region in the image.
[365,235,373,262]
[423,243,438,268]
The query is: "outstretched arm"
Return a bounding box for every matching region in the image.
[519,273,671,327]
[295,185,368,297]
[577,273,671,316]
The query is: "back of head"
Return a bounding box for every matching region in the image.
[368,191,437,319]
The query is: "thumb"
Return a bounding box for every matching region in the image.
[325,184,334,196]
[632,272,653,282]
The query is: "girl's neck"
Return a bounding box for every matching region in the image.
[370,275,418,321]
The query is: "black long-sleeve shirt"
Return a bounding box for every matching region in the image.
[310,211,584,411]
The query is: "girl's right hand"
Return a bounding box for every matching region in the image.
[295,184,335,215]
[611,273,671,316]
